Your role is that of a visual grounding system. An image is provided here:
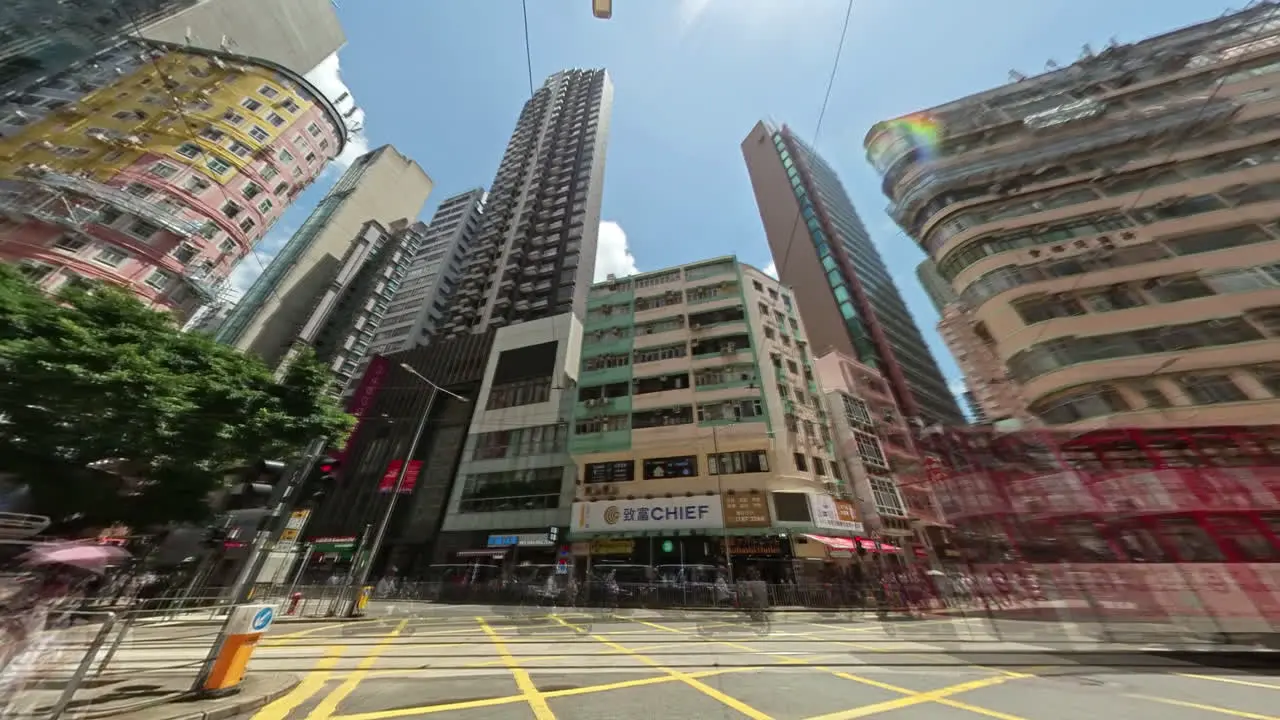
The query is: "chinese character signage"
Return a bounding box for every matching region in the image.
[808,494,864,534]
[722,493,771,528]
[571,497,725,532]
[379,460,422,493]
[486,533,556,548]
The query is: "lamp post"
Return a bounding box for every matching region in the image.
[345,363,467,615]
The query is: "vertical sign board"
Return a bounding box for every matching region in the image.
[335,355,390,463]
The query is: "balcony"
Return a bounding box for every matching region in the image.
[887,100,1242,225]
[22,170,203,237]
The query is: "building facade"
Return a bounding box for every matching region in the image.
[0,39,344,321]
[433,313,583,562]
[815,351,947,554]
[283,219,424,390]
[1,0,343,96]
[563,258,863,572]
[367,188,485,357]
[917,259,1034,425]
[743,120,966,428]
[866,2,1280,430]
[442,69,612,335]
[215,144,433,367]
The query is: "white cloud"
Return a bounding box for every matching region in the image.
[304,53,369,170]
[762,261,778,279]
[593,221,638,282]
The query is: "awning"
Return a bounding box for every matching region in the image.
[803,534,900,553]
[456,549,508,558]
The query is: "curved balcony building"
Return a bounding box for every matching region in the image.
[0,39,345,321]
[866,2,1280,430]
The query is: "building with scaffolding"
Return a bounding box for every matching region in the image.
[0,39,346,321]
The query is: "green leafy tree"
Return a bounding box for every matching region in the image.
[0,265,354,530]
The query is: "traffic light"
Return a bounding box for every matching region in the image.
[227,459,285,510]
[318,456,340,483]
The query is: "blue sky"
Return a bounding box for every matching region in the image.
[235,0,1231,397]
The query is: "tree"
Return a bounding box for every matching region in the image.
[0,265,354,530]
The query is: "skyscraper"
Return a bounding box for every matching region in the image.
[743,121,966,427]
[441,69,613,335]
[305,70,612,572]
[366,188,486,357]
[214,144,433,368]
[866,3,1280,429]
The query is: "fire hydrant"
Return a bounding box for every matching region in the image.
[286,592,303,615]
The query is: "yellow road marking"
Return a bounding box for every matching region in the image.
[552,617,774,720]
[477,617,556,720]
[251,646,346,720]
[803,675,1018,720]
[309,620,408,720]
[265,620,378,645]
[1129,694,1280,719]
[328,667,757,720]
[1177,673,1280,691]
[626,615,1034,718]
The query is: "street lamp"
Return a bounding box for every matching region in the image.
[345,363,467,614]
[592,0,612,19]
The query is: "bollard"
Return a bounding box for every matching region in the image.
[286,592,302,616]
[191,604,276,696]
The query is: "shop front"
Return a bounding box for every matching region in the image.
[435,528,565,575]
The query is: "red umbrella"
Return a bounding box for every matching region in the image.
[21,542,131,573]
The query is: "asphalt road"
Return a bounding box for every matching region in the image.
[226,609,1279,720]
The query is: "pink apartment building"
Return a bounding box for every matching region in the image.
[0,40,345,320]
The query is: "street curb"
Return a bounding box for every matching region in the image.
[134,675,300,720]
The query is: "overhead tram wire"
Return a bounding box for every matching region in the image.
[774,0,856,280]
[521,0,535,97]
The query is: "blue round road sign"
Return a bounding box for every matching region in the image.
[251,607,274,632]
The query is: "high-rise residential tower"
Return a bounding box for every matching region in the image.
[743,121,966,428]
[867,3,1280,429]
[1,0,344,95]
[305,70,612,573]
[214,144,433,369]
[442,69,612,335]
[367,188,486,357]
[0,40,344,322]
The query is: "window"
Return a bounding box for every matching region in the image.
[144,269,172,291]
[1254,364,1280,396]
[1177,374,1248,405]
[487,377,553,409]
[813,457,827,476]
[130,219,160,239]
[708,450,770,475]
[172,243,198,264]
[260,165,279,181]
[258,84,279,98]
[17,261,54,283]
[266,113,285,127]
[257,198,273,214]
[1032,386,1131,425]
[793,453,808,472]
[1132,380,1171,409]
[207,156,232,174]
[242,183,261,199]
[307,123,322,137]
[304,152,316,164]
[841,393,872,427]
[241,98,262,112]
[278,149,294,163]
[94,245,128,267]
[853,431,887,468]
[200,127,224,142]
[228,140,252,158]
[184,175,210,193]
[221,201,242,218]
[247,125,269,142]
[53,235,88,253]
[280,99,300,113]
[176,142,201,159]
[238,216,256,233]
[125,183,152,198]
[223,110,244,125]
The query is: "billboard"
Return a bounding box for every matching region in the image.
[571,497,725,532]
